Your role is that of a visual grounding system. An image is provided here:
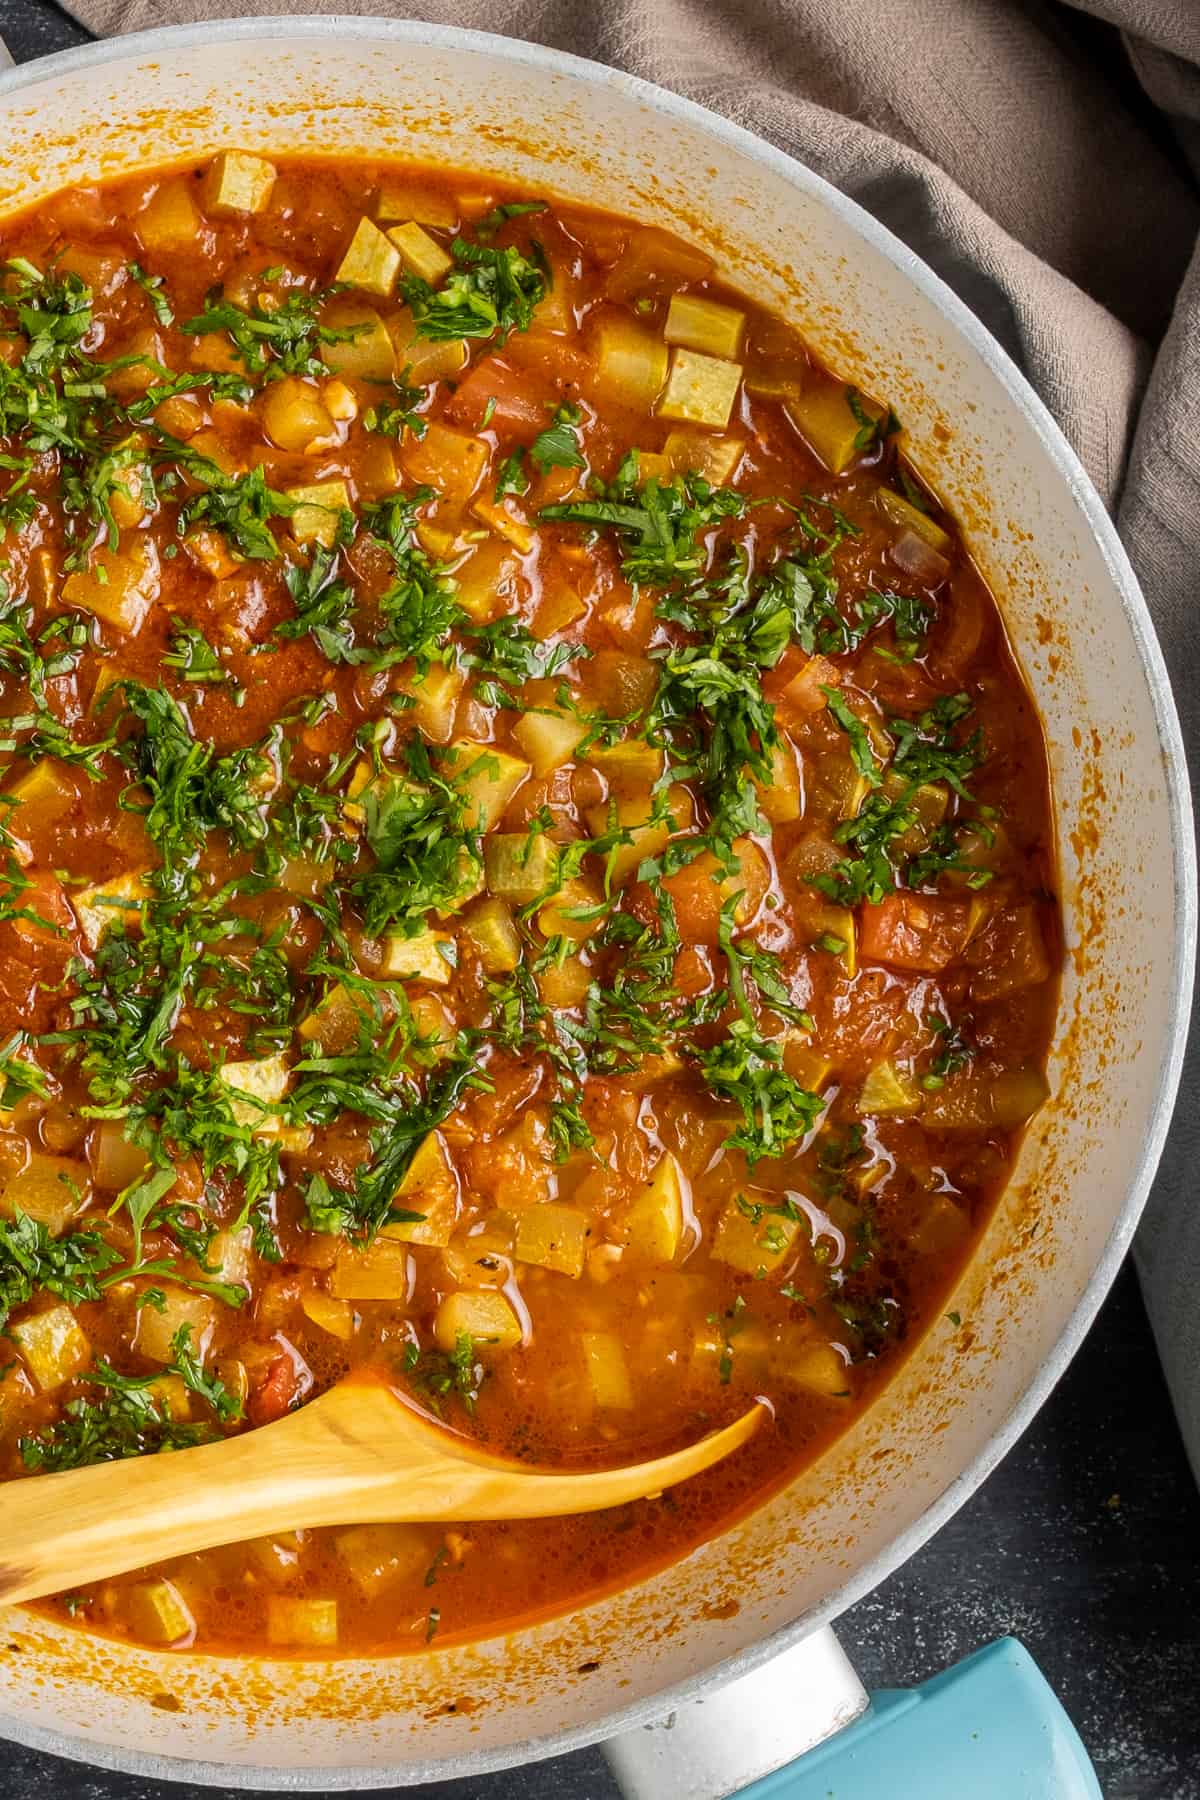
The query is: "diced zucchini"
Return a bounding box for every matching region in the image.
[136,180,200,254]
[512,710,588,777]
[207,1227,253,1291]
[664,293,745,360]
[329,1238,411,1302]
[402,422,488,509]
[773,1340,850,1399]
[623,1152,685,1262]
[123,1578,196,1645]
[663,427,744,486]
[384,1131,459,1248]
[297,981,378,1054]
[375,182,457,229]
[319,296,395,382]
[514,1203,589,1278]
[204,151,276,218]
[908,1194,971,1256]
[471,497,536,554]
[267,1595,339,1648]
[484,833,559,903]
[13,1304,90,1391]
[0,1154,88,1235]
[300,1289,355,1341]
[285,480,352,549]
[62,537,159,633]
[386,221,454,286]
[90,1120,149,1193]
[876,486,950,553]
[134,1288,217,1365]
[754,736,802,824]
[658,348,742,430]
[334,1522,434,1600]
[711,1196,800,1275]
[593,315,669,410]
[452,537,518,625]
[335,217,401,297]
[72,870,151,951]
[262,377,335,455]
[388,309,470,385]
[379,928,454,985]
[144,1374,192,1421]
[586,740,664,791]
[536,955,591,1007]
[581,1331,634,1409]
[219,1053,290,1130]
[538,876,601,945]
[435,1288,522,1352]
[459,897,521,974]
[921,1065,1049,1132]
[781,1038,833,1093]
[3,759,75,841]
[446,741,530,831]
[392,661,464,743]
[885,778,948,857]
[786,385,863,475]
[858,1059,921,1117]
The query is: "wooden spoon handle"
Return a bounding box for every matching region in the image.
[0,1389,762,1605]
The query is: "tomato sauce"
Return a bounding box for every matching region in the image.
[0,154,1058,1655]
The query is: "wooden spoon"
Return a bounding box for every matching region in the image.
[0,1383,763,1605]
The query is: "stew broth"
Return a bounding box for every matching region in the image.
[0,155,1058,1655]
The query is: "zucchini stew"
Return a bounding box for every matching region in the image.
[0,154,1058,1656]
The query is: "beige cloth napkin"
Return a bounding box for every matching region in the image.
[26,0,1200,1478]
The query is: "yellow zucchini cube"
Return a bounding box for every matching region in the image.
[124,1578,196,1645]
[391,661,464,744]
[658,348,742,430]
[267,1595,338,1649]
[446,742,530,831]
[72,870,151,951]
[379,928,454,985]
[586,739,665,792]
[754,737,802,824]
[63,537,159,634]
[663,427,744,486]
[320,297,396,382]
[471,497,536,554]
[375,182,457,229]
[484,833,559,903]
[581,1331,634,1409]
[402,422,489,508]
[286,480,352,550]
[537,876,601,945]
[134,1288,217,1365]
[136,180,200,254]
[335,217,402,298]
[0,1153,88,1236]
[329,1238,411,1302]
[711,1196,800,1276]
[219,1053,290,1131]
[334,1522,435,1600]
[593,316,669,410]
[300,1289,355,1341]
[515,1203,589,1278]
[623,1153,685,1263]
[262,377,335,455]
[204,151,276,218]
[384,1132,459,1248]
[513,710,588,777]
[536,955,592,1008]
[664,292,745,360]
[434,1288,522,1352]
[876,486,950,552]
[773,1339,851,1399]
[387,221,454,286]
[858,1059,921,1117]
[786,385,864,475]
[13,1305,90,1392]
[3,759,75,839]
[781,1038,833,1093]
[459,897,521,974]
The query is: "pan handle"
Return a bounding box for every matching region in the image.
[603,1632,1101,1800]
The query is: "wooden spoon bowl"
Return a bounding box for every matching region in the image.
[0,1383,763,1605]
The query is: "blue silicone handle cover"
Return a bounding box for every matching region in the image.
[737,1637,1101,1800]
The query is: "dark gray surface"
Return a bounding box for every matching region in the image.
[0,4,1198,1794]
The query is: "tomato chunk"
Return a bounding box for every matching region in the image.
[248,1351,301,1426]
[858,893,975,973]
[442,356,555,441]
